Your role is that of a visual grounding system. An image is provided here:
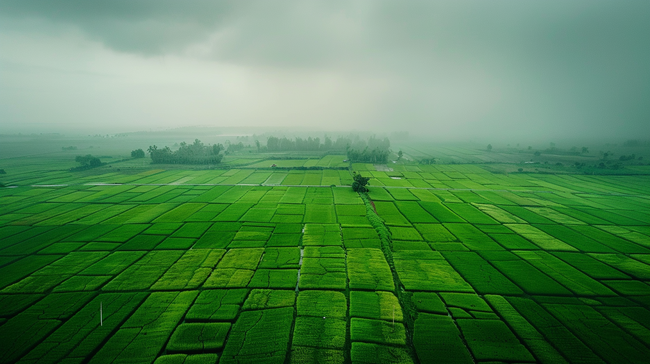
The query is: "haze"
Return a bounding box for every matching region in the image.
[1,0,649,142]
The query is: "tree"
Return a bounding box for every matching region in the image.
[487,144,493,152]
[352,172,370,192]
[75,155,102,167]
[397,150,403,160]
[131,149,145,158]
[148,139,223,164]
[581,147,589,154]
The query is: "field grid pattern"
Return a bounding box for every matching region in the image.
[1,162,650,364]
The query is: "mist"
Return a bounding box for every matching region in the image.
[1,0,649,143]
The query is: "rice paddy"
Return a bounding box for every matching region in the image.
[1,141,649,364]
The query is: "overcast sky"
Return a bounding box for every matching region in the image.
[1,0,649,141]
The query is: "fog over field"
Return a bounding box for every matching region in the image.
[1,0,649,141]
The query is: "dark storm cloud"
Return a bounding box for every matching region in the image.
[1,0,649,140]
[0,0,237,54]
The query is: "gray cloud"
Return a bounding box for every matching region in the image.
[1,0,649,141]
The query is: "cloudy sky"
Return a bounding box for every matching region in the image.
[1,0,649,141]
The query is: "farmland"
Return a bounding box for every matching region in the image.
[1,135,650,363]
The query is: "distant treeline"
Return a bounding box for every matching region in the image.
[346,148,390,163]
[260,135,391,155]
[71,154,106,171]
[227,142,245,153]
[345,136,391,163]
[262,136,341,152]
[148,139,224,164]
[623,140,650,147]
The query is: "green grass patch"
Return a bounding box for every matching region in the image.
[290,346,344,364]
[152,249,224,290]
[220,307,294,364]
[101,250,182,291]
[410,292,446,314]
[350,291,403,322]
[299,257,347,290]
[442,252,523,295]
[186,289,247,321]
[155,237,195,250]
[350,318,406,345]
[217,248,264,269]
[303,224,341,246]
[418,202,465,223]
[292,316,346,349]
[389,226,423,241]
[413,223,456,242]
[413,314,473,364]
[347,248,394,291]
[248,269,298,289]
[485,295,569,364]
[167,323,231,352]
[351,343,413,364]
[457,319,534,362]
[90,291,197,364]
[304,204,337,224]
[394,256,473,293]
[259,247,300,268]
[297,290,347,319]
[243,289,295,310]
[203,269,254,288]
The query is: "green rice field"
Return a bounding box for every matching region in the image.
[1,141,650,364]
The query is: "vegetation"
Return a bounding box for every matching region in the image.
[226,142,245,153]
[71,154,105,171]
[130,148,145,158]
[419,158,437,164]
[148,139,224,164]
[0,134,649,364]
[75,154,102,167]
[346,148,390,163]
[352,172,370,192]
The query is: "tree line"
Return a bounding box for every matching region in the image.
[259,135,391,154]
[147,139,224,164]
[346,148,390,163]
[345,136,391,163]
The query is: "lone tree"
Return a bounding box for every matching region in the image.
[352,172,370,192]
[487,144,493,152]
[131,149,145,158]
[397,150,403,160]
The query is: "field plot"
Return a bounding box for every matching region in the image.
[1,147,650,364]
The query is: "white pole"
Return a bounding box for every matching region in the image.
[100,301,103,326]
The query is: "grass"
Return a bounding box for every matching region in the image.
[1,138,649,363]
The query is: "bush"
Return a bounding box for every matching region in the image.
[131,149,145,158]
[352,172,370,192]
[75,155,102,167]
